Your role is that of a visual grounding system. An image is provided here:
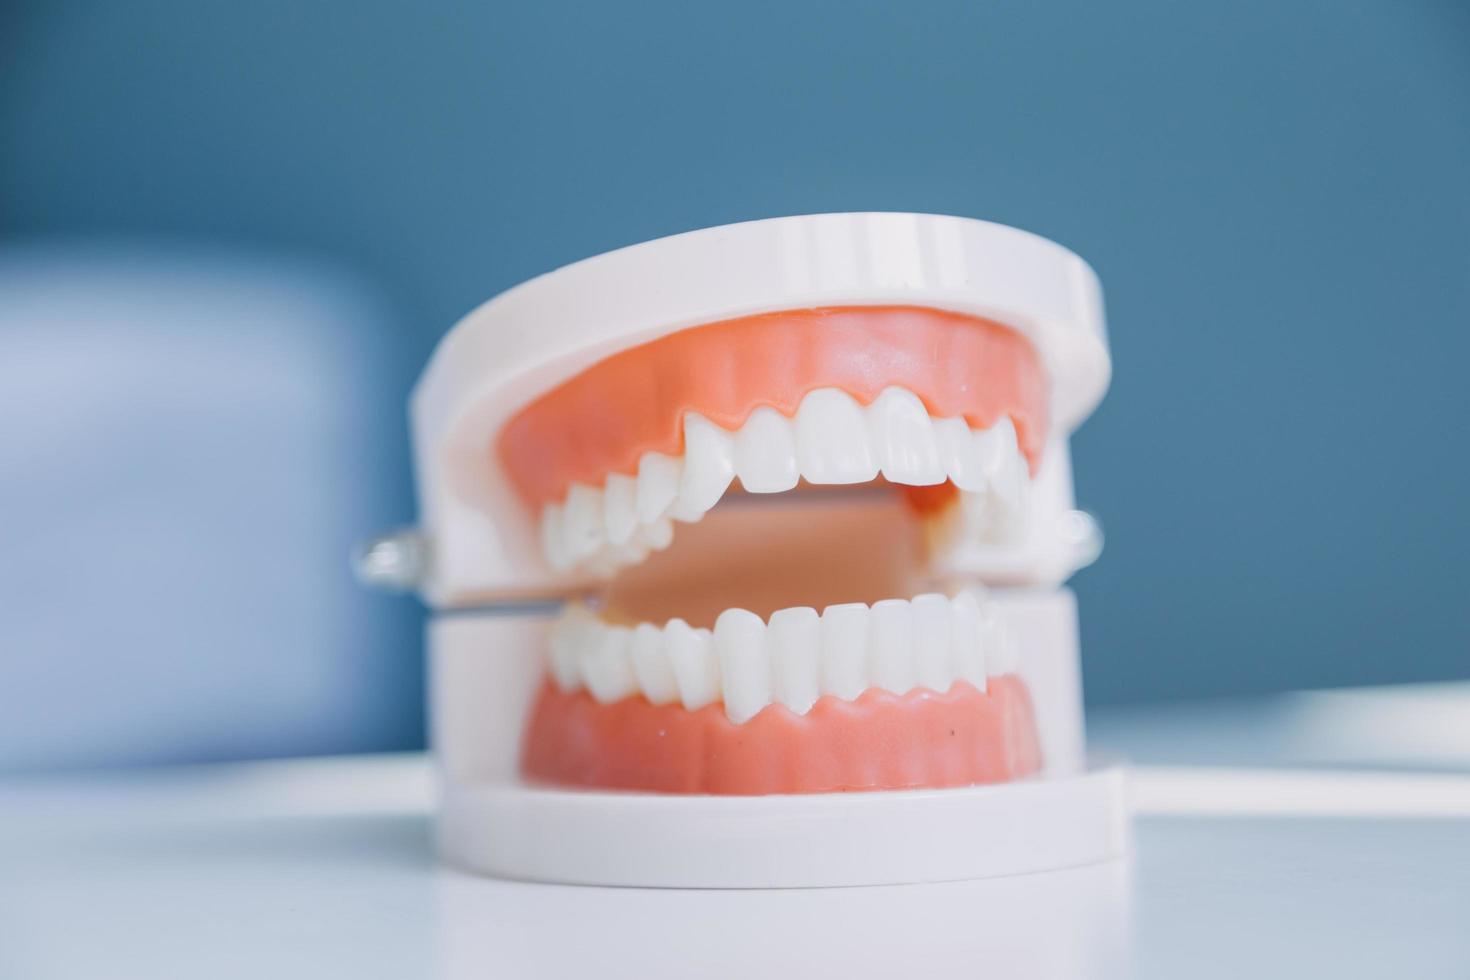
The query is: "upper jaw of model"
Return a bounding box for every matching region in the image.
[499,306,1047,581]
[409,213,1108,605]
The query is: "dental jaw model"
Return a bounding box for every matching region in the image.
[393,213,1127,886]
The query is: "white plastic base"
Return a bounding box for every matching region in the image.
[438,765,1128,888]
[429,588,1128,886]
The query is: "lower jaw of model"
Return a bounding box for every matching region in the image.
[498,307,1054,795]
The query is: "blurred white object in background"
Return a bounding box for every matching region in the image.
[0,244,420,771]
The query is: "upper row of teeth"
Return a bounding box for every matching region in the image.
[548,589,1018,724]
[539,386,1030,574]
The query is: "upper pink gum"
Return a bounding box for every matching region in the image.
[497,306,1050,509]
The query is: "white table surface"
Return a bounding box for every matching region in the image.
[4,685,1470,979]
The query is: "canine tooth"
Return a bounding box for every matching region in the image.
[795,388,878,484]
[868,387,946,486]
[561,482,606,564]
[869,598,916,694]
[820,603,869,701]
[768,606,821,714]
[540,502,571,571]
[734,406,799,493]
[982,604,1019,676]
[988,446,1030,529]
[602,472,638,546]
[629,622,678,705]
[933,417,987,492]
[670,414,734,521]
[548,604,596,690]
[635,451,683,524]
[973,416,1019,479]
[580,624,636,703]
[949,591,987,690]
[638,515,674,551]
[714,608,772,724]
[911,593,953,693]
[665,618,720,710]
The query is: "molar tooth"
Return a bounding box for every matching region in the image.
[820,603,869,701]
[911,593,953,693]
[580,624,636,703]
[868,598,916,694]
[632,515,674,552]
[548,603,596,690]
[664,618,720,710]
[561,482,607,565]
[635,451,682,524]
[629,622,678,705]
[933,416,987,492]
[795,388,878,484]
[540,502,571,571]
[734,406,799,493]
[714,608,772,724]
[602,472,638,546]
[768,606,821,714]
[949,590,987,691]
[670,414,734,521]
[868,387,946,486]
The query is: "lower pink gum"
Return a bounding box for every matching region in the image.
[520,676,1043,795]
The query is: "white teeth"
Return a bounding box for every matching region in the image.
[768,606,821,714]
[933,416,986,492]
[734,406,800,493]
[714,608,772,724]
[981,603,1018,676]
[795,388,878,484]
[540,501,570,572]
[561,482,606,566]
[548,602,596,689]
[579,624,635,703]
[629,621,678,705]
[671,414,735,521]
[664,618,720,710]
[602,473,638,546]
[639,515,674,550]
[635,451,682,524]
[868,598,916,694]
[547,591,1020,722]
[911,593,953,693]
[949,590,987,691]
[819,602,870,701]
[535,388,1032,575]
[868,387,946,486]
[923,415,1034,555]
[973,415,1018,481]
[987,443,1030,534]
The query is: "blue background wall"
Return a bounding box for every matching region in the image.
[2,0,1466,756]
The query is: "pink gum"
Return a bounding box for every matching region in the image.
[520,676,1043,795]
[497,306,1050,509]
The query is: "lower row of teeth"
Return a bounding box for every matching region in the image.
[539,386,1032,575]
[548,589,1017,724]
